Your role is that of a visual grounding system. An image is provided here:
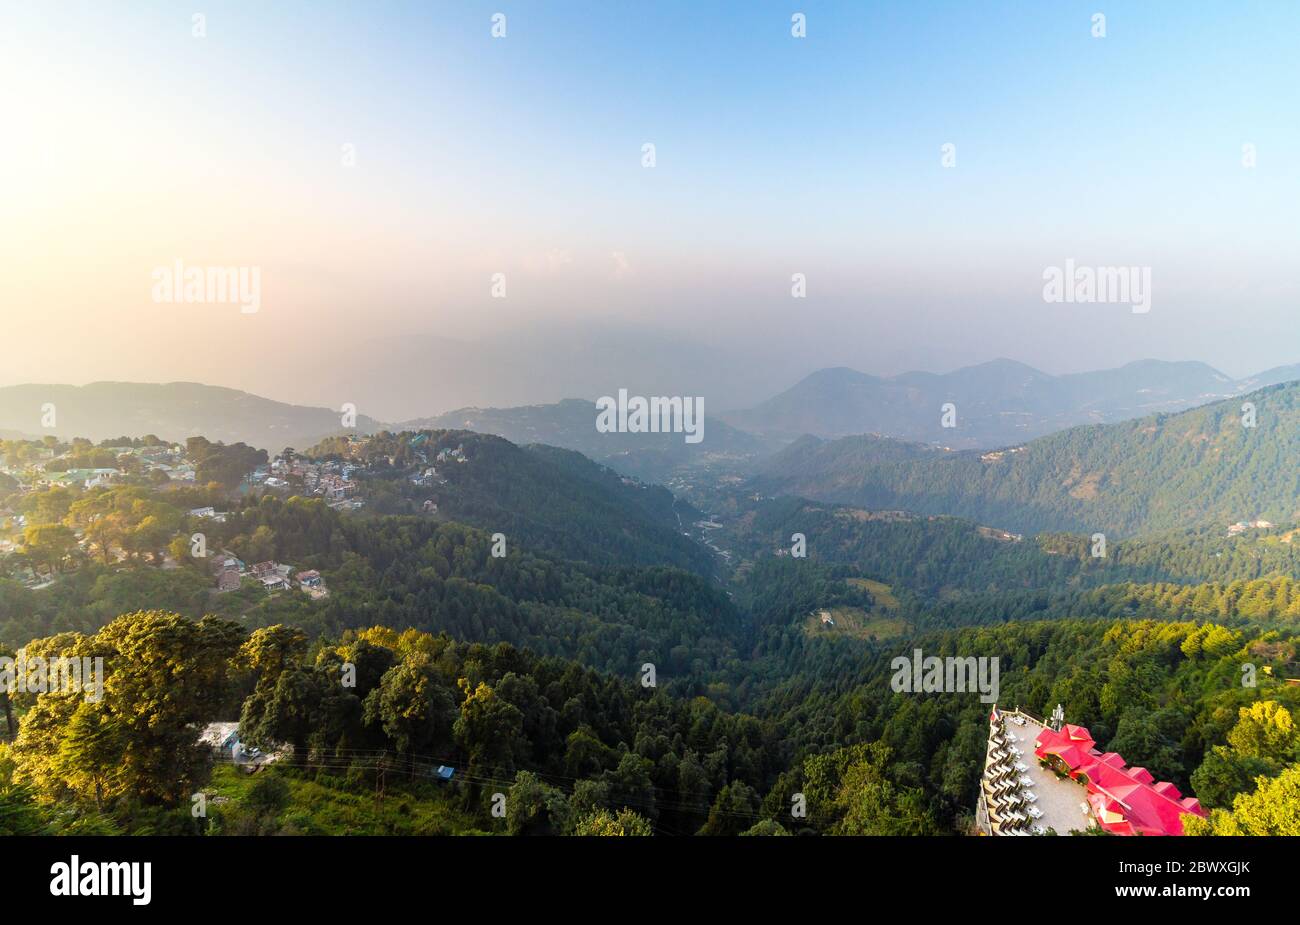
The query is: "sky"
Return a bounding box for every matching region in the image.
[2,0,1298,419]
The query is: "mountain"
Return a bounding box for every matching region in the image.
[722,496,1300,601]
[1237,363,1300,392]
[722,358,1281,449]
[310,429,715,575]
[0,382,383,452]
[404,398,776,483]
[9,357,1292,477]
[752,380,1300,538]
[0,381,771,484]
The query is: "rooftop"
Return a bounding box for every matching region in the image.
[984,712,1095,835]
[1035,723,1204,836]
[981,708,1206,837]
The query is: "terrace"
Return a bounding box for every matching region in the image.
[980,709,1096,836]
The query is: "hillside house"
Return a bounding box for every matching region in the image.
[200,722,240,755]
[260,574,291,592]
[296,569,323,588]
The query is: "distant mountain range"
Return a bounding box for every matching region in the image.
[0,382,382,451]
[0,382,771,483]
[721,358,1300,450]
[6,356,1300,489]
[752,380,1300,538]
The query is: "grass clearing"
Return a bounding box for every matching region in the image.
[805,579,909,641]
[206,763,487,835]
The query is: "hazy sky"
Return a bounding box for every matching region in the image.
[3,1,1298,418]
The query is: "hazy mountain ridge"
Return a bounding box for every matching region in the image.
[0,382,383,452]
[403,398,777,482]
[722,358,1295,449]
[6,356,1297,480]
[753,380,1300,538]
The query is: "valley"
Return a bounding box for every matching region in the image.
[5,375,1300,838]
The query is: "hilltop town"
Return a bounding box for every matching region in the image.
[0,430,508,600]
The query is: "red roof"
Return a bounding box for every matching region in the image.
[1033,723,1206,836]
[1060,724,1096,747]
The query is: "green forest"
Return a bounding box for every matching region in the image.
[754,381,1300,537]
[4,420,1300,837]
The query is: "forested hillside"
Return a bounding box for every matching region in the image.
[754,381,1300,537]
[743,616,1300,834]
[7,610,1299,836]
[6,426,1300,839]
[310,430,713,575]
[2,613,782,835]
[1,496,737,679]
[406,398,772,483]
[721,496,1300,598]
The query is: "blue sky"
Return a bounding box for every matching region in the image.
[3,1,1298,411]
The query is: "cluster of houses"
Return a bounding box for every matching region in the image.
[255,433,470,508]
[42,467,122,489]
[436,444,468,464]
[407,439,467,483]
[976,525,1024,543]
[0,444,200,584]
[212,553,329,599]
[3,434,475,583]
[0,443,197,493]
[407,435,471,490]
[249,456,361,508]
[410,466,445,488]
[979,446,1027,463]
[1228,519,1274,536]
[0,439,386,592]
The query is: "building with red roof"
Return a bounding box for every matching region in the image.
[1033,723,1205,836]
